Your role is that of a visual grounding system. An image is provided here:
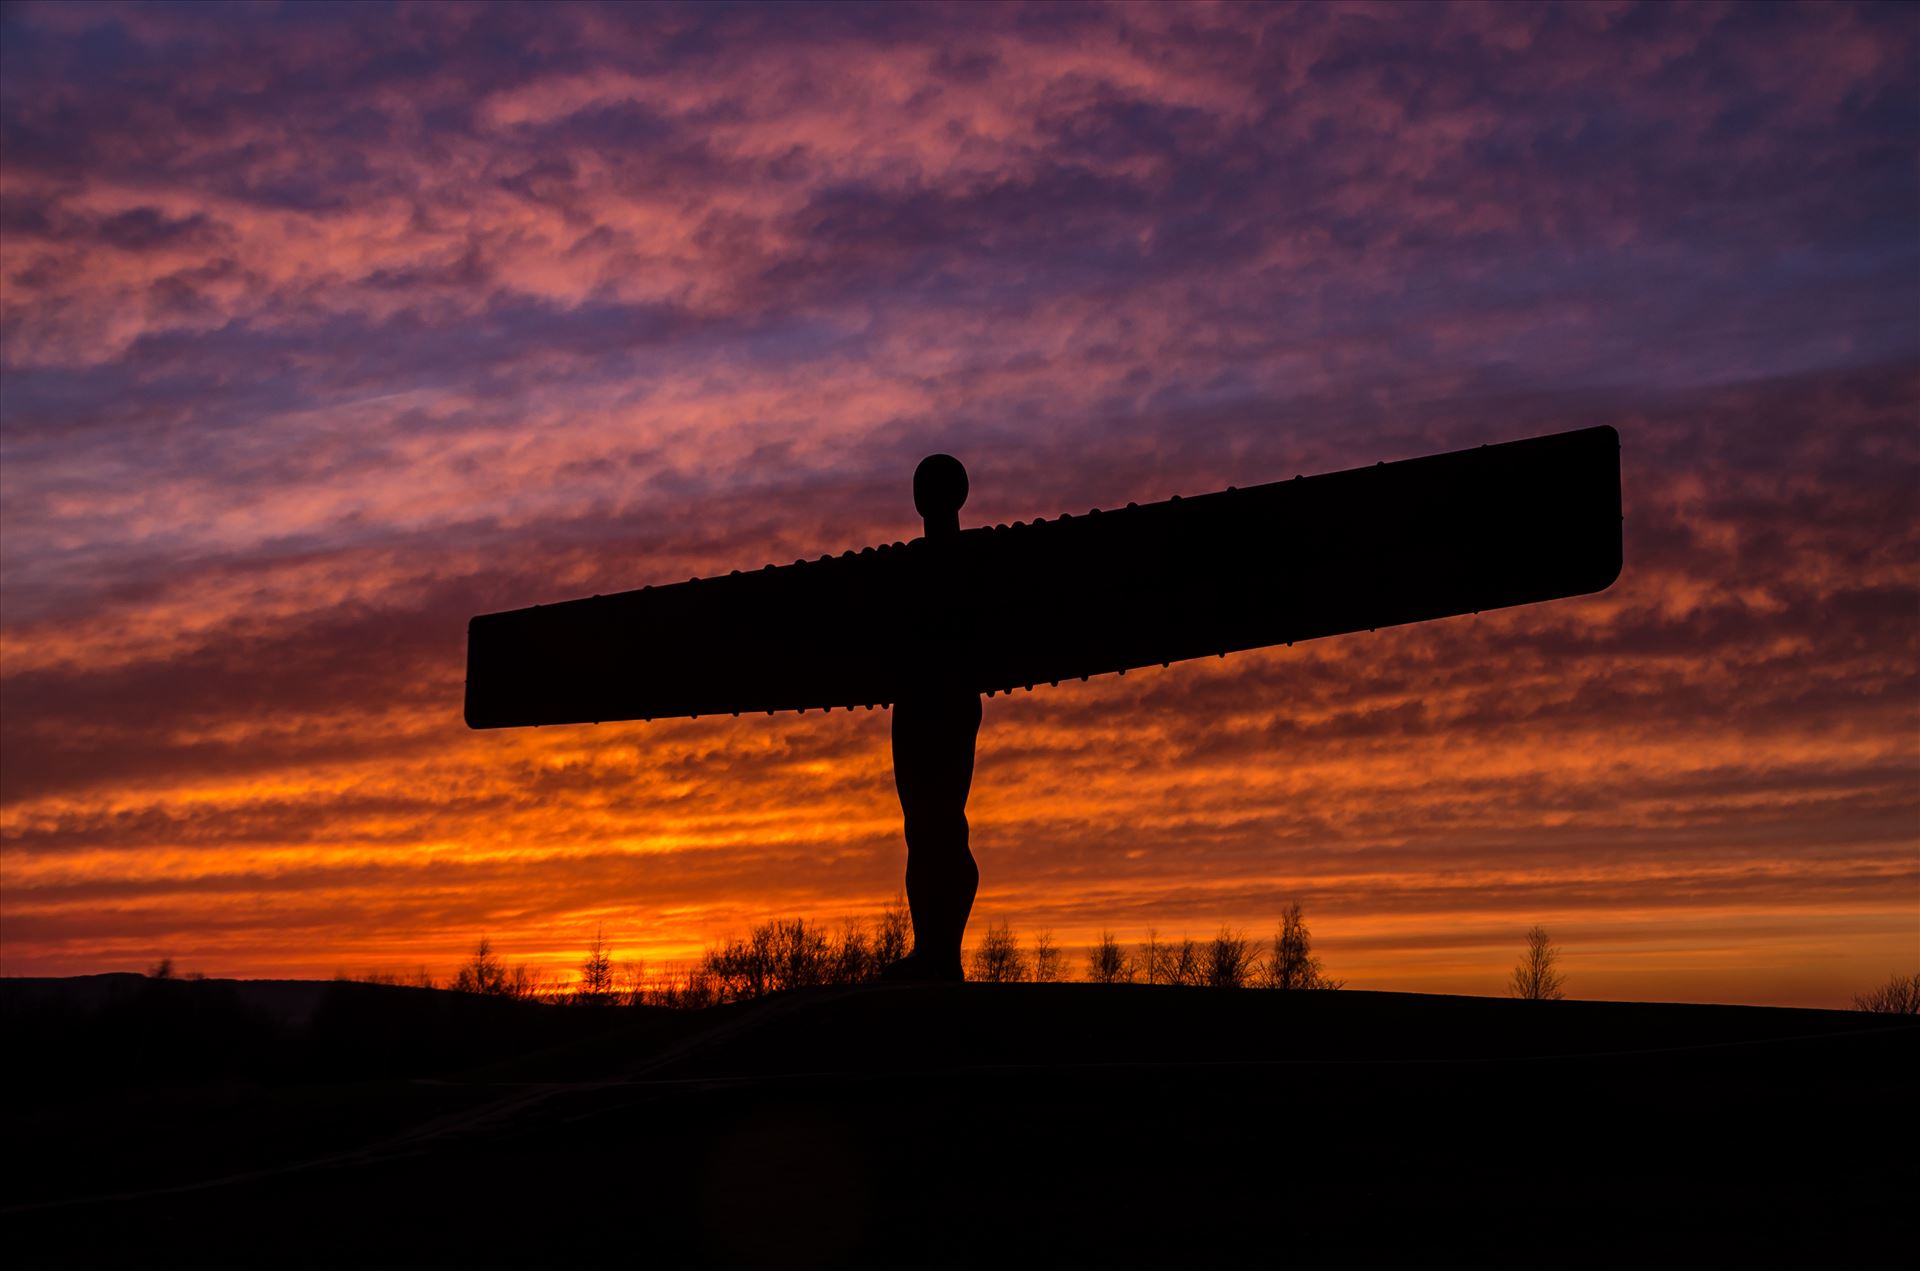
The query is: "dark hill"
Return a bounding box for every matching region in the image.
[4,979,1913,1268]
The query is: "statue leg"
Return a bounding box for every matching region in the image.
[889,689,982,980]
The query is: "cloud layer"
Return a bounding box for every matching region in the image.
[3,1,1915,1003]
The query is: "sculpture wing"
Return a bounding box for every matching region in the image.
[464,426,1621,727]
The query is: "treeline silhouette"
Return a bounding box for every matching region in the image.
[1853,971,1920,1014]
[410,897,1344,1006]
[14,937,1908,1095]
[343,923,1914,1012]
[299,924,1920,1015]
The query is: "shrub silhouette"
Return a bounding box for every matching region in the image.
[695,908,915,1001]
[1508,925,1567,1001]
[828,920,874,983]
[1205,928,1259,988]
[874,893,912,967]
[704,923,778,999]
[649,963,719,1009]
[1030,929,1063,982]
[450,937,548,1000]
[970,921,1027,982]
[1852,971,1920,1014]
[1138,929,1206,985]
[1086,931,1133,983]
[773,918,834,989]
[1140,935,1203,986]
[618,959,647,1006]
[1138,929,1169,984]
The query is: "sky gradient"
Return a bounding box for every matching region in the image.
[2,0,1915,1004]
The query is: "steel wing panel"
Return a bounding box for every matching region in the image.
[464,425,1621,727]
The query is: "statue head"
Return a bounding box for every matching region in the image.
[913,453,968,536]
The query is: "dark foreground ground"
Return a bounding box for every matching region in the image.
[3,976,1914,1268]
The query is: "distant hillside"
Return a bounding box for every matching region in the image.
[5,980,1915,1267]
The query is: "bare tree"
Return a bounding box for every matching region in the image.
[970,921,1027,983]
[1086,931,1133,984]
[505,962,553,1001]
[703,923,769,1000]
[1508,925,1567,1001]
[1030,929,1063,982]
[770,917,832,990]
[1140,929,1168,985]
[1136,931,1202,986]
[679,964,717,1008]
[447,937,552,1000]
[618,959,648,1006]
[451,936,508,996]
[1166,937,1202,987]
[652,962,718,1009]
[1205,927,1258,988]
[830,919,875,984]
[701,916,843,1000]
[874,893,912,967]
[1265,902,1341,990]
[1853,971,1920,1014]
[576,925,615,1005]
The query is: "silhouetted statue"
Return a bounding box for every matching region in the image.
[465,428,1623,979]
[884,456,982,980]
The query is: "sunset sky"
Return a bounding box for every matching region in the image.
[2,1,1914,1005]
